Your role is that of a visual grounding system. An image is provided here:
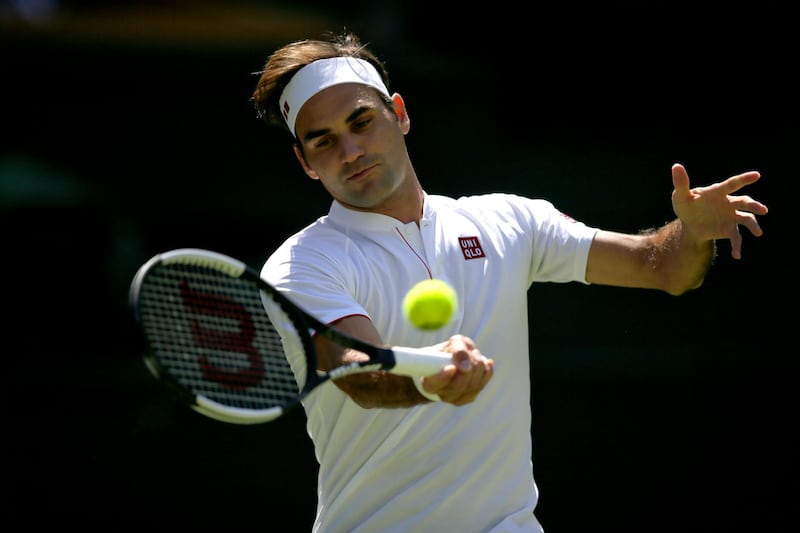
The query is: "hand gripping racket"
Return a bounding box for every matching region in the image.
[129,248,451,424]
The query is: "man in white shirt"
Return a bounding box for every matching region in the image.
[251,30,767,533]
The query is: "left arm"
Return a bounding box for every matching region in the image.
[586,163,768,296]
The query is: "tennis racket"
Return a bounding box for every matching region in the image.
[129,248,451,425]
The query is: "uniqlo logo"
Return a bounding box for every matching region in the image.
[459,236,485,260]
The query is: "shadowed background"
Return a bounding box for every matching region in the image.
[4,1,796,531]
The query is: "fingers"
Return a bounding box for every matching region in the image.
[674,163,766,206]
[728,225,744,260]
[723,183,767,260]
[726,209,765,260]
[730,194,769,218]
[721,170,762,195]
[673,162,768,260]
[423,335,494,406]
[440,355,493,406]
[735,209,764,238]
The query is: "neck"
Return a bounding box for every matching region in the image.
[337,167,425,224]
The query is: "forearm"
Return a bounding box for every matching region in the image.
[315,320,488,407]
[315,328,432,408]
[334,373,432,408]
[587,220,716,295]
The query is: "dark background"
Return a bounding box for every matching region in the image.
[4,1,797,531]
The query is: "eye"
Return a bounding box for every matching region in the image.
[353,117,372,130]
[313,136,333,150]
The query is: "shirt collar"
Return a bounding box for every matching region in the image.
[327,193,430,232]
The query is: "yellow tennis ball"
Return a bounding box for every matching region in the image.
[402,279,458,330]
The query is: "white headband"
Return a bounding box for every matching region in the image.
[279,56,390,137]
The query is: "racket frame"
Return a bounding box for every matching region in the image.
[130,248,450,424]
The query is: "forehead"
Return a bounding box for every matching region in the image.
[294,83,385,135]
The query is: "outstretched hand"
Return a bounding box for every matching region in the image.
[671,163,768,259]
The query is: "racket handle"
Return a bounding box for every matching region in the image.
[389,346,453,376]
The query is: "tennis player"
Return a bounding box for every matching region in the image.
[251,31,767,533]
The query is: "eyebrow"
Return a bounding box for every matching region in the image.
[301,106,372,144]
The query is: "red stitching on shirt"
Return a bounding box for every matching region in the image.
[395,227,433,278]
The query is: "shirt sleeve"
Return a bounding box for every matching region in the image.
[494,194,599,285]
[261,230,369,327]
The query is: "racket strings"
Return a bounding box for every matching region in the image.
[138,263,300,411]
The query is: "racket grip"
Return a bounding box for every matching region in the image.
[389,346,453,376]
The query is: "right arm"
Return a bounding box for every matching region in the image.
[315,315,494,408]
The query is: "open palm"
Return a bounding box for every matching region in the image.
[671,163,768,259]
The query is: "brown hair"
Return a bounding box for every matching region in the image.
[251,31,390,135]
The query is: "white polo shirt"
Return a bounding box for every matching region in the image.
[262,192,598,533]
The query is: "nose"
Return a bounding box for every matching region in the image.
[338,133,365,164]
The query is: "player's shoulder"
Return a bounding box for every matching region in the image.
[272,215,339,253]
[262,216,345,284]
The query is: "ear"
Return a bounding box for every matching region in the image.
[293,143,320,180]
[391,93,411,135]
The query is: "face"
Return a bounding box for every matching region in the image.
[292,83,412,212]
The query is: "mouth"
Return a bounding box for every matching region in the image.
[346,163,377,181]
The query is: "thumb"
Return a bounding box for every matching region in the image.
[671,163,694,212]
[671,163,691,197]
